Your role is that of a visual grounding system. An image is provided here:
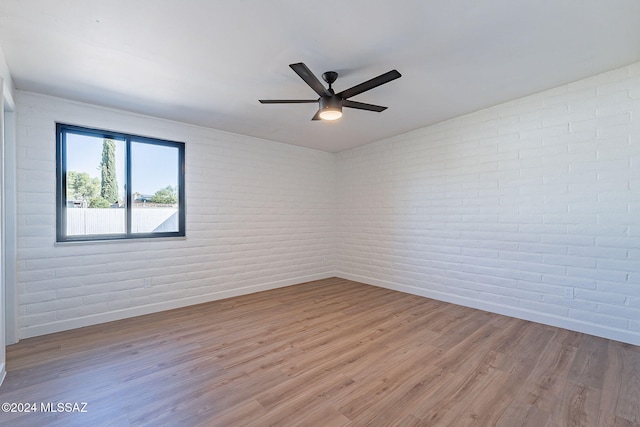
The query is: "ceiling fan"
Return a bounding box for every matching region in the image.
[259,62,401,121]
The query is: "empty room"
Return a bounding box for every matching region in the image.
[0,1,639,426]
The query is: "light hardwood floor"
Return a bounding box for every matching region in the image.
[1,278,639,426]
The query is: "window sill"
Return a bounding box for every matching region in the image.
[54,235,187,247]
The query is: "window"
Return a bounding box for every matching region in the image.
[56,123,185,242]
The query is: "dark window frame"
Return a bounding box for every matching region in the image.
[56,123,186,242]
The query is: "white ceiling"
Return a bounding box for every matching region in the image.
[1,1,639,152]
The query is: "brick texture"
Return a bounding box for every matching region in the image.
[15,92,336,338]
[13,61,640,345]
[336,62,640,345]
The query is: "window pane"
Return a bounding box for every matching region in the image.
[65,133,125,236]
[57,123,185,242]
[130,141,180,233]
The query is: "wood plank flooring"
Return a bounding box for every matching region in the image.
[1,277,639,426]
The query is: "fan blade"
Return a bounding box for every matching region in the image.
[342,100,387,112]
[259,99,317,104]
[290,63,330,97]
[337,69,401,99]
[311,110,322,121]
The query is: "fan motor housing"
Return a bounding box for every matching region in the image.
[319,95,342,111]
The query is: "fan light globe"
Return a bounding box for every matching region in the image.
[319,108,342,120]
[319,96,342,121]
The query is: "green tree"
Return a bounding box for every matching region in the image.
[151,185,178,204]
[100,139,119,204]
[66,171,100,202]
[88,197,110,208]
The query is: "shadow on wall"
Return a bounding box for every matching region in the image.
[153,211,178,233]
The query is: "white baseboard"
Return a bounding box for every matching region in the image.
[337,272,640,347]
[20,272,335,339]
[20,271,640,346]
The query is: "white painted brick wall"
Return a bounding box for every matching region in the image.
[13,62,640,346]
[15,91,336,337]
[336,62,640,345]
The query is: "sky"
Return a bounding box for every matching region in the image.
[66,133,179,197]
